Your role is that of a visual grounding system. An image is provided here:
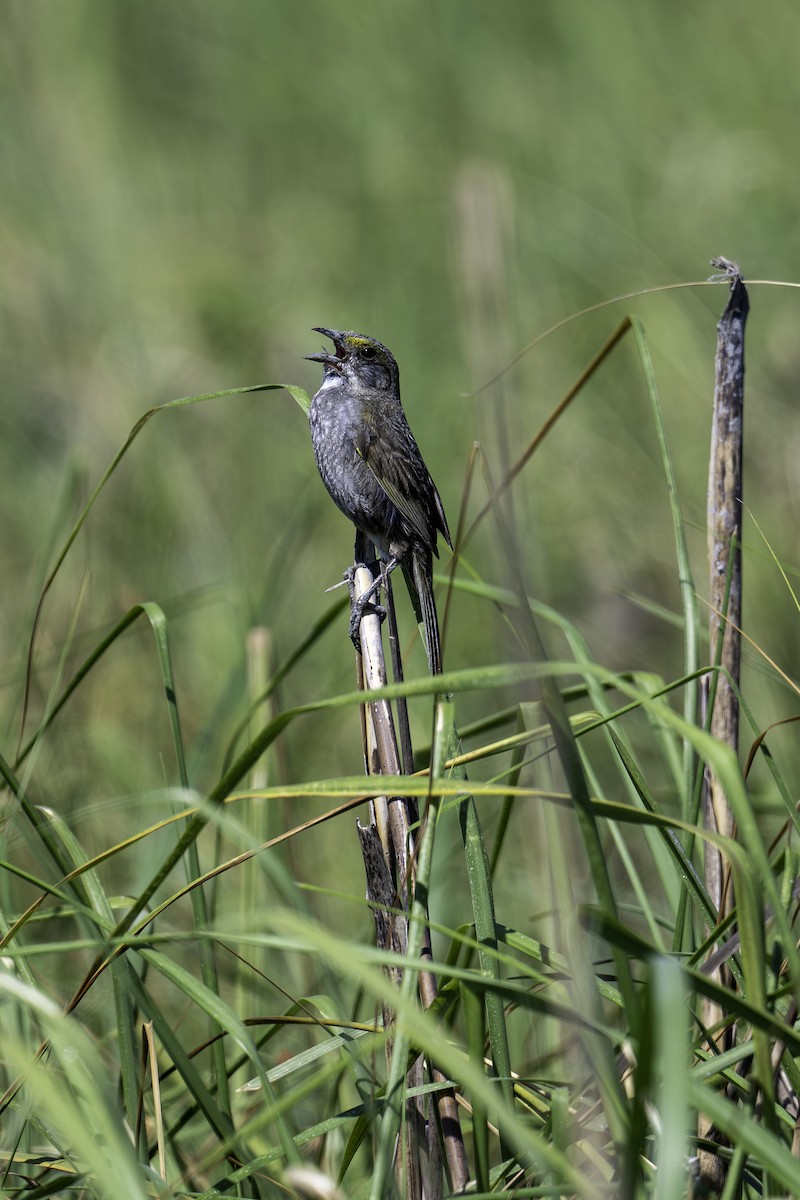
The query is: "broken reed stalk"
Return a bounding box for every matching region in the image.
[704,257,748,918]
[354,564,408,970]
[699,257,748,1188]
[352,565,469,1194]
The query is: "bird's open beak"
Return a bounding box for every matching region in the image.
[305,327,346,368]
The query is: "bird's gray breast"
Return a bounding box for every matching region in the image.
[309,385,401,558]
[310,389,378,517]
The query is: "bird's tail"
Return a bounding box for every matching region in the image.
[403,549,442,676]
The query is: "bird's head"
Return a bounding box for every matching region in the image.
[306,328,399,396]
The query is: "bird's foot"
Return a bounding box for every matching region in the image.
[344,564,386,651]
[348,596,387,648]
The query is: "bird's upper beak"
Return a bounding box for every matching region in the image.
[305,327,347,369]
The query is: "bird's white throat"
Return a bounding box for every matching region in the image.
[316,372,341,393]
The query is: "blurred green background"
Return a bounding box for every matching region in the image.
[2,1,799,866]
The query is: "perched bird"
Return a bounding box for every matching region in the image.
[306,328,451,675]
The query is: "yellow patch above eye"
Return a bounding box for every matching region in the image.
[346,336,371,349]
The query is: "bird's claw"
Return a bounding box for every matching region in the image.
[348,596,387,650]
[344,564,386,651]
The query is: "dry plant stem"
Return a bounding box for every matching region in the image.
[704,258,747,918]
[353,567,469,1194]
[354,566,405,961]
[353,567,427,1200]
[700,258,748,1189]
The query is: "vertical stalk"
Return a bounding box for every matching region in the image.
[699,257,749,1191]
[354,567,469,1199]
[704,258,748,918]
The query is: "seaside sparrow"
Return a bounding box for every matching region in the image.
[306,328,451,675]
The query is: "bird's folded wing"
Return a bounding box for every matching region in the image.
[357,430,436,552]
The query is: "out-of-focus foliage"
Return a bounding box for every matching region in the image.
[2,0,799,862]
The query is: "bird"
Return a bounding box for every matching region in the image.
[306,328,451,675]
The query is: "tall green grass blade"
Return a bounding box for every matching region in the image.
[651,956,689,1200]
[0,973,150,1199]
[136,600,235,1126]
[25,806,141,1139]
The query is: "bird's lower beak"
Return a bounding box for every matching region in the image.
[306,327,347,369]
[305,351,341,367]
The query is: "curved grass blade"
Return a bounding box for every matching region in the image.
[19,383,302,750]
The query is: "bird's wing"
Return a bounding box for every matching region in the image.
[356,426,438,552]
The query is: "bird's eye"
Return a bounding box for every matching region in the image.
[360,345,376,360]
